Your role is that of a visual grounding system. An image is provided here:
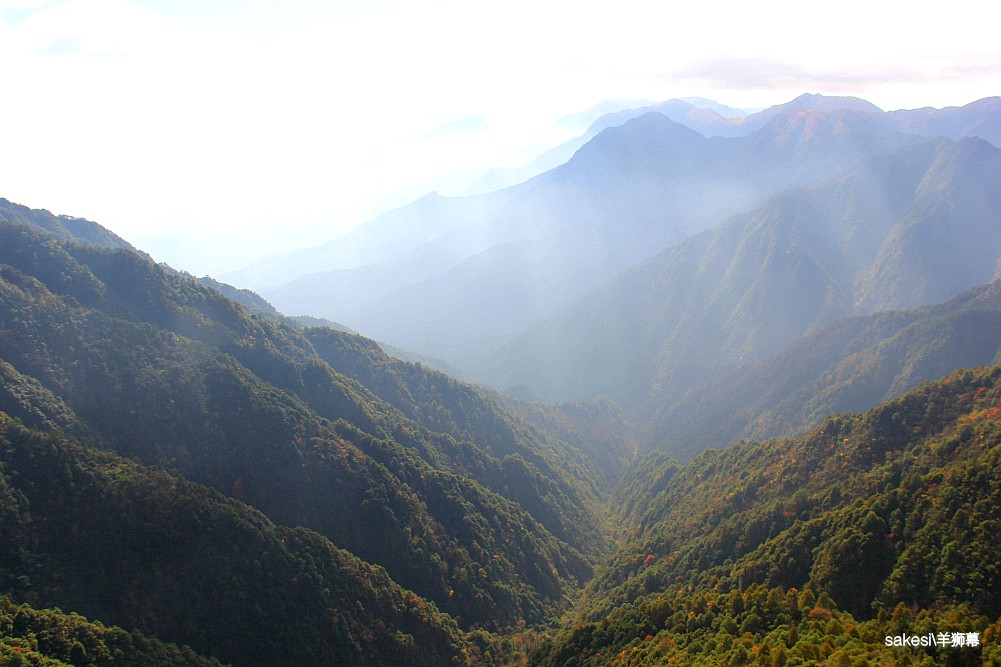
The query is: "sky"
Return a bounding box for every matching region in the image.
[1,0,999,277]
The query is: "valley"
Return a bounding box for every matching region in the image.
[2,92,1000,665]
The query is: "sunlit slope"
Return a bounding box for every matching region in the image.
[530,365,1001,665]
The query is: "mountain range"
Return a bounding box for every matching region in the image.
[481,134,1001,422]
[224,95,1001,388]
[3,90,1001,665]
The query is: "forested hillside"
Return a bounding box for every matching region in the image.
[0,595,224,666]
[0,209,637,663]
[0,415,467,666]
[3,92,1001,667]
[530,366,1001,665]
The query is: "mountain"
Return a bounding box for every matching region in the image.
[530,365,1001,666]
[885,96,1001,147]
[651,278,1001,460]
[0,211,637,649]
[461,97,747,195]
[5,79,1001,663]
[219,96,1001,376]
[0,198,142,255]
[462,94,880,199]
[725,92,883,135]
[548,98,657,136]
[0,415,467,666]
[462,98,659,195]
[248,106,923,367]
[481,135,1001,426]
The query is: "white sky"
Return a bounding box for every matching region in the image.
[1,0,999,276]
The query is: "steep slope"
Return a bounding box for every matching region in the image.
[530,366,1001,666]
[856,136,1001,310]
[0,216,623,630]
[0,414,468,667]
[483,136,1001,426]
[651,279,1001,460]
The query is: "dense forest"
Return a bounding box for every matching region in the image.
[531,365,1001,666]
[0,206,635,664]
[3,93,1001,667]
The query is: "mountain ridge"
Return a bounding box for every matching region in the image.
[478,133,1001,425]
[650,277,1001,460]
[257,106,931,366]
[0,215,632,638]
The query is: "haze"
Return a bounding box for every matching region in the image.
[1,0,998,275]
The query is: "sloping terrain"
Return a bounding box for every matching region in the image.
[650,279,1001,460]
[247,106,921,365]
[0,212,632,643]
[483,136,1001,422]
[530,366,1001,665]
[0,415,468,667]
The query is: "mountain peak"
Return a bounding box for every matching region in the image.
[594,111,707,146]
[567,111,709,171]
[747,107,887,154]
[782,92,884,114]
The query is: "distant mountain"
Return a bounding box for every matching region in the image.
[548,98,656,136]
[727,92,883,135]
[884,96,1001,147]
[650,278,1001,460]
[224,94,856,292]
[251,106,923,366]
[678,96,749,118]
[462,98,745,195]
[224,96,1001,343]
[481,135,1001,421]
[462,95,1001,199]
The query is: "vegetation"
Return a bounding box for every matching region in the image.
[0,596,224,667]
[532,366,1001,665]
[487,135,1001,441]
[0,414,471,666]
[4,170,1001,666]
[0,219,621,631]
